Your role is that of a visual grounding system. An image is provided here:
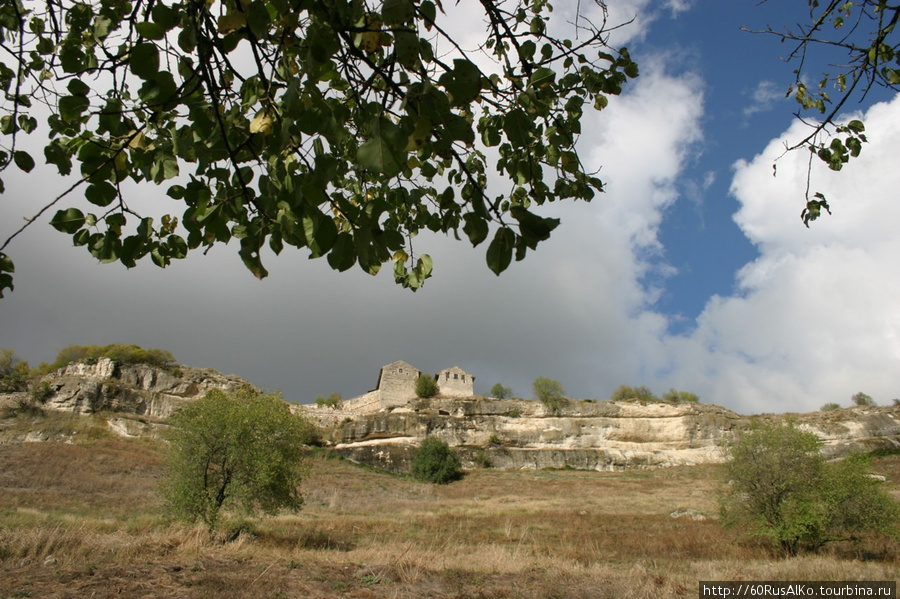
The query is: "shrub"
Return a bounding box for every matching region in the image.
[162,388,317,527]
[720,421,900,556]
[851,392,876,406]
[315,392,343,409]
[661,388,699,403]
[415,373,438,398]
[411,437,461,484]
[820,402,842,412]
[30,380,54,403]
[490,383,513,399]
[610,384,658,402]
[0,349,30,393]
[44,344,176,372]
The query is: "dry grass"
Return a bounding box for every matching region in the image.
[1,426,898,598]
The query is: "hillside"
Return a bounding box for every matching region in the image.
[3,356,897,471]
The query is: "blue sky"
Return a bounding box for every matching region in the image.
[2,0,899,414]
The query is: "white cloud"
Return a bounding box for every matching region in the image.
[743,80,784,117]
[660,96,900,412]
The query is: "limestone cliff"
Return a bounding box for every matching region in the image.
[305,397,900,472]
[21,358,247,419]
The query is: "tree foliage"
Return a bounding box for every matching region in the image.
[0,347,30,392]
[820,402,842,412]
[163,387,317,527]
[415,372,437,398]
[749,1,900,226]
[315,391,343,408]
[0,0,639,298]
[851,391,876,406]
[720,421,900,556]
[39,343,176,372]
[661,388,699,403]
[532,376,564,412]
[411,436,461,484]
[610,384,656,402]
[489,382,513,399]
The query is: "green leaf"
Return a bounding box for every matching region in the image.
[357,119,405,177]
[50,208,84,235]
[327,232,357,271]
[511,207,559,249]
[462,212,489,246]
[420,0,436,29]
[136,21,167,40]
[486,227,515,275]
[13,151,34,173]
[382,0,415,25]
[438,59,482,106]
[85,181,118,206]
[58,95,90,122]
[302,212,338,257]
[129,43,160,80]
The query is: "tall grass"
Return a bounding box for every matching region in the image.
[1,429,898,599]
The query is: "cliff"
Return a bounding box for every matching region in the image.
[305,397,900,472]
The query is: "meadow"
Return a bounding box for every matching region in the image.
[1,412,898,599]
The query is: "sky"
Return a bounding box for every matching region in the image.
[2,0,899,414]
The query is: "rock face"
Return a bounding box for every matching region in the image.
[305,397,900,472]
[36,358,248,418]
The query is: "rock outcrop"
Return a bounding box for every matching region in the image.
[305,397,900,472]
[33,358,248,418]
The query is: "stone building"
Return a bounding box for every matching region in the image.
[342,360,476,412]
[435,366,475,397]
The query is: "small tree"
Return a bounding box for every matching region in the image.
[315,392,343,409]
[0,349,30,393]
[662,388,699,403]
[416,373,438,398]
[820,402,842,412]
[411,437,461,484]
[611,384,658,402]
[851,392,876,406]
[490,383,513,399]
[533,377,565,413]
[163,388,317,527]
[720,422,900,556]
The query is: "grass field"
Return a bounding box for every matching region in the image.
[1,413,898,598]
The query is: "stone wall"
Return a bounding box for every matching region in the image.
[375,360,420,408]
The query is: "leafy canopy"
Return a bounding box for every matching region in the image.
[415,372,437,398]
[0,0,639,297]
[162,387,317,527]
[720,421,900,555]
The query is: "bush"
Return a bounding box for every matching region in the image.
[43,344,176,372]
[720,422,900,556]
[415,373,438,398]
[411,437,461,484]
[851,392,876,406]
[532,377,565,412]
[315,392,343,409]
[661,388,699,403]
[610,384,658,402]
[490,383,513,399]
[0,348,30,393]
[162,388,317,527]
[820,402,842,412]
[30,380,54,403]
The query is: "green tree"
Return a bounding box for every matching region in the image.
[610,384,657,402]
[820,402,842,412]
[0,1,639,298]
[163,387,317,527]
[411,436,461,484]
[720,422,900,556]
[0,348,29,392]
[851,391,876,406]
[315,391,343,409]
[415,372,438,398]
[532,377,565,412]
[748,1,900,226]
[661,388,699,403]
[489,383,513,399]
